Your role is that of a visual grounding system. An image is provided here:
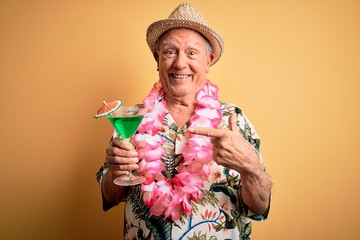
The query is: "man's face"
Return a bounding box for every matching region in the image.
[155,28,214,100]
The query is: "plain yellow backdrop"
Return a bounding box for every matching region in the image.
[1,0,359,239]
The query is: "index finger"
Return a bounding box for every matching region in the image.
[187,126,225,138]
[111,137,134,151]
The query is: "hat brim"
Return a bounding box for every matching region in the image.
[146,19,224,66]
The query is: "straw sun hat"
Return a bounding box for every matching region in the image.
[146,3,224,65]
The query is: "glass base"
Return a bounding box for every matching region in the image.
[113,174,145,186]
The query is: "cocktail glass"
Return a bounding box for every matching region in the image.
[107,105,145,186]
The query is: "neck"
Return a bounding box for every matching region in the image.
[165,95,195,128]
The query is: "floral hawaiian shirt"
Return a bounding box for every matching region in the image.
[96,102,270,240]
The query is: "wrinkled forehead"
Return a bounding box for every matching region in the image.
[158,28,208,47]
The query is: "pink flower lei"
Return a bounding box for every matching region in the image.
[132,80,222,220]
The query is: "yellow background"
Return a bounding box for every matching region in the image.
[1,0,359,239]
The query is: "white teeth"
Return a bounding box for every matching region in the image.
[172,74,190,79]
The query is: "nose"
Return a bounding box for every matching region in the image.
[173,52,187,69]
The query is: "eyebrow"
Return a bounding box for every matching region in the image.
[161,39,202,48]
[161,40,174,47]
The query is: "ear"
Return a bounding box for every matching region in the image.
[153,51,159,63]
[206,52,215,72]
[153,51,160,71]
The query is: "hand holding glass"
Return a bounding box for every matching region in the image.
[107,105,145,186]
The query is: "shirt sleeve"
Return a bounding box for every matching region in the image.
[96,163,124,211]
[95,163,108,185]
[221,103,271,220]
[95,163,113,211]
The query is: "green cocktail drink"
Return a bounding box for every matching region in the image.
[105,104,146,186]
[108,115,144,139]
[94,102,146,186]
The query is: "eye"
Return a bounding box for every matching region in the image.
[187,50,198,58]
[164,49,176,57]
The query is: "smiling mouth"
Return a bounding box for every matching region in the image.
[170,74,191,79]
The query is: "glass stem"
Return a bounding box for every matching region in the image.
[127,171,134,179]
[123,137,134,179]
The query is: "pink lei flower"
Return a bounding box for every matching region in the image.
[132,80,222,220]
